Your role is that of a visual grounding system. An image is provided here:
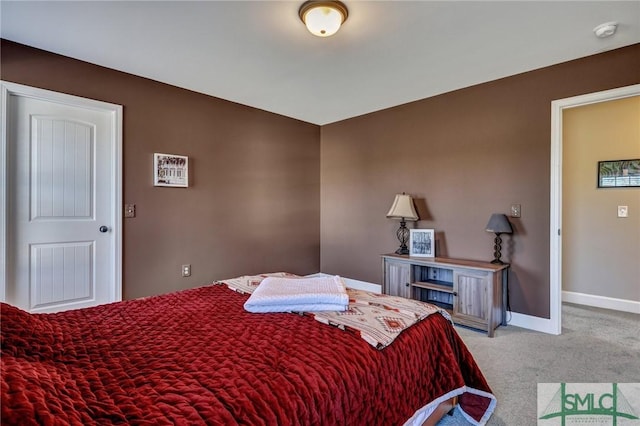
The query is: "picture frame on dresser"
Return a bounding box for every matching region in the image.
[410,229,435,257]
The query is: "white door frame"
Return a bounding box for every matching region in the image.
[549,83,640,335]
[0,81,123,303]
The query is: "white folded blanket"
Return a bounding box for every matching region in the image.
[244,275,349,313]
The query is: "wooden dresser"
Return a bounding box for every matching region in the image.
[381,254,509,337]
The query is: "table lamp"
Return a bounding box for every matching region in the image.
[485,213,512,264]
[387,193,419,255]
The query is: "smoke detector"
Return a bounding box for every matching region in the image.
[593,22,618,38]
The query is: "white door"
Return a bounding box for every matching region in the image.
[2,82,122,313]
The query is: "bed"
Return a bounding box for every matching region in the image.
[1,273,496,425]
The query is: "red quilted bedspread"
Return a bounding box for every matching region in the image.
[1,284,495,425]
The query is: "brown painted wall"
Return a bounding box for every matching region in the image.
[320,44,640,318]
[1,40,321,300]
[3,39,639,318]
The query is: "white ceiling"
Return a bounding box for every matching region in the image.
[2,1,639,125]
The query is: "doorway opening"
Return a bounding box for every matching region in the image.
[550,83,640,334]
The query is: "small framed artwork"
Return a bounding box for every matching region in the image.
[410,229,435,258]
[154,153,189,187]
[597,159,640,188]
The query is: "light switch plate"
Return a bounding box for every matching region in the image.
[510,204,521,218]
[617,205,628,218]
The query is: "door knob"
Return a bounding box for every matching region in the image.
[99,226,109,233]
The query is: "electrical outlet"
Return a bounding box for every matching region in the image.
[182,264,191,277]
[124,204,136,218]
[510,204,521,218]
[617,205,628,218]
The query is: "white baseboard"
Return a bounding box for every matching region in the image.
[562,290,640,314]
[507,312,560,335]
[342,277,382,293]
[306,273,382,293]
[504,292,640,336]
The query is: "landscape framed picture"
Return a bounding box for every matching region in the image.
[597,159,640,188]
[154,153,189,187]
[409,229,435,258]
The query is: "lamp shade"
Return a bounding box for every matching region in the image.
[485,213,513,234]
[386,194,419,221]
[299,1,348,37]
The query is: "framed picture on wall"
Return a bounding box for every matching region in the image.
[409,229,435,258]
[154,153,189,187]
[597,159,640,188]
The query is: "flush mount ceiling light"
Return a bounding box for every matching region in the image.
[593,22,618,38]
[299,1,348,37]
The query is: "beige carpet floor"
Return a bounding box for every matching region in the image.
[437,303,640,425]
